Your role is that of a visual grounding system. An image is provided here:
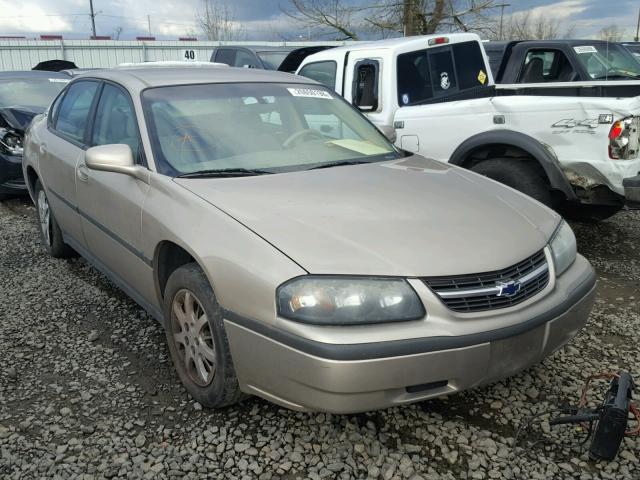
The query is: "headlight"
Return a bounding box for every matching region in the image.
[276,276,425,325]
[549,220,576,276]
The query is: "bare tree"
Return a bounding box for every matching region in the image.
[598,24,626,42]
[282,0,371,40]
[499,11,574,40]
[112,26,123,40]
[196,0,245,41]
[283,0,500,40]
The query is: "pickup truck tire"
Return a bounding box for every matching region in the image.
[164,263,246,409]
[34,179,76,258]
[471,159,554,207]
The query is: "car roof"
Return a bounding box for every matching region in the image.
[213,45,298,53]
[0,70,70,79]
[311,33,479,55]
[78,65,318,92]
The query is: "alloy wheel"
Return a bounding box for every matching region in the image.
[37,189,51,246]
[171,289,217,386]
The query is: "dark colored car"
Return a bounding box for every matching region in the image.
[485,40,640,83]
[210,45,335,72]
[0,71,69,198]
[622,42,640,60]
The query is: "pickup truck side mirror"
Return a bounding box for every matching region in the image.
[85,144,149,183]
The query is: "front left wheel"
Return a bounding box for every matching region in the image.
[164,263,245,408]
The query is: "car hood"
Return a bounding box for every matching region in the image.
[0,106,45,133]
[175,156,561,277]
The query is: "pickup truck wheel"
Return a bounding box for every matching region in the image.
[164,263,246,409]
[34,180,76,258]
[560,203,622,222]
[471,159,554,207]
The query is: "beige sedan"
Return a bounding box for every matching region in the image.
[22,66,596,413]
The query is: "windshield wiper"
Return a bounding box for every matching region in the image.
[175,168,273,178]
[306,160,374,170]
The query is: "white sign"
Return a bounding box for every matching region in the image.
[287,87,333,99]
[183,49,198,61]
[574,45,597,54]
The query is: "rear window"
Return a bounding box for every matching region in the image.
[397,41,489,106]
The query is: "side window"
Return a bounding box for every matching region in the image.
[214,49,236,66]
[397,50,433,106]
[519,49,576,83]
[47,91,65,128]
[91,84,141,161]
[453,41,489,88]
[428,48,457,96]
[234,50,257,68]
[54,81,99,143]
[298,61,337,89]
[352,60,379,112]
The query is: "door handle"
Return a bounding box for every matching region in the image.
[39,144,47,155]
[77,164,89,182]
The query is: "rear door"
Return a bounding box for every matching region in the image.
[41,80,100,248]
[75,82,156,305]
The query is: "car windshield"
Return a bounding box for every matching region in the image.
[0,77,68,107]
[256,51,290,70]
[572,43,640,79]
[142,82,400,177]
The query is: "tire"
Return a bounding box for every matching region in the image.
[470,158,555,208]
[560,203,622,222]
[164,263,245,408]
[33,179,76,258]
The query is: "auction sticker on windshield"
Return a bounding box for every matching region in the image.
[49,78,70,83]
[574,46,597,54]
[287,87,333,99]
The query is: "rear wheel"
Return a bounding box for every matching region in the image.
[34,180,75,258]
[470,158,555,208]
[164,263,245,408]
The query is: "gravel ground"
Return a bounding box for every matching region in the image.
[0,196,638,480]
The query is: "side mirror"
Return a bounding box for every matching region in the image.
[85,144,149,183]
[377,124,397,144]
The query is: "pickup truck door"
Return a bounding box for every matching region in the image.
[342,51,393,129]
[75,82,156,308]
[40,80,101,249]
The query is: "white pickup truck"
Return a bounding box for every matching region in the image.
[296,33,640,220]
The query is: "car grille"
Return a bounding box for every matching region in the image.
[422,250,550,313]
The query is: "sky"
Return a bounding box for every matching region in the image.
[0,0,637,41]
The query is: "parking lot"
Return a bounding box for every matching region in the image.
[0,196,638,480]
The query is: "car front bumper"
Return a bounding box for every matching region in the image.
[623,174,640,209]
[224,255,597,413]
[0,153,27,195]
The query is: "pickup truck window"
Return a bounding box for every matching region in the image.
[214,49,236,66]
[572,44,640,80]
[519,49,577,83]
[234,50,258,68]
[298,61,337,88]
[352,60,379,111]
[397,41,488,106]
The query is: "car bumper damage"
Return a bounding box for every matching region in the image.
[0,153,26,194]
[224,255,597,413]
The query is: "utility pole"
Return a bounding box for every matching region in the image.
[403,0,415,37]
[147,15,152,35]
[498,3,510,41]
[89,0,97,37]
[635,6,639,42]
